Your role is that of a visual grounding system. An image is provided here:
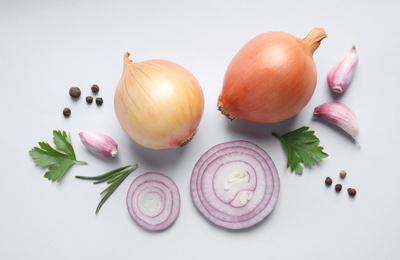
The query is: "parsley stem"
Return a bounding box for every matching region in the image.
[271,132,282,139]
[75,160,88,164]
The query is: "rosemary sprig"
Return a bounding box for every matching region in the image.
[76,164,138,214]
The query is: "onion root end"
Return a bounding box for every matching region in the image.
[180,129,197,147]
[217,99,238,121]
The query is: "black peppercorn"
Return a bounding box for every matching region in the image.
[95,97,103,105]
[86,96,93,104]
[69,86,81,98]
[347,188,357,196]
[63,107,71,117]
[335,184,342,192]
[325,177,332,186]
[91,84,100,93]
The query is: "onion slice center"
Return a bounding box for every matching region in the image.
[127,172,180,231]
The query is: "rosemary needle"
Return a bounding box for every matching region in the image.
[76,164,138,214]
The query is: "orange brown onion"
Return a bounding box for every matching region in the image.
[218,28,326,123]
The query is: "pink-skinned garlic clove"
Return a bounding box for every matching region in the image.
[313,102,360,147]
[327,46,359,93]
[79,131,118,157]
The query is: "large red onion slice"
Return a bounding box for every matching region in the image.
[127,172,180,231]
[190,140,280,229]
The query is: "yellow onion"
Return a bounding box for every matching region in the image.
[218,28,327,123]
[114,52,204,150]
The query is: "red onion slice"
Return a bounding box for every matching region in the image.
[190,140,280,229]
[127,172,180,231]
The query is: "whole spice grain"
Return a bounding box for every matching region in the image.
[335,184,342,192]
[63,107,71,117]
[69,86,81,98]
[86,96,93,104]
[340,170,347,178]
[96,97,103,106]
[325,177,332,186]
[91,84,100,93]
[347,188,357,196]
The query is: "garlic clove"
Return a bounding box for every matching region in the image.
[79,131,118,157]
[327,46,359,93]
[313,102,359,146]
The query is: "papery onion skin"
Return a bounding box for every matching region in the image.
[114,52,204,150]
[218,28,326,123]
[190,140,280,230]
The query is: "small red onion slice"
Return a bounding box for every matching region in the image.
[190,140,280,229]
[127,172,180,231]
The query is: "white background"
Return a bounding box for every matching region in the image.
[1,0,399,259]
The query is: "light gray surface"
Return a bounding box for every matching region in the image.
[1,0,399,259]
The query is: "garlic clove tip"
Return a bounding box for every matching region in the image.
[332,86,344,93]
[111,149,118,157]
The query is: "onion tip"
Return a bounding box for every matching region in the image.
[124,51,132,64]
[303,28,327,54]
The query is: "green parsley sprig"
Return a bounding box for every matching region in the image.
[76,164,138,214]
[29,130,87,182]
[272,126,328,174]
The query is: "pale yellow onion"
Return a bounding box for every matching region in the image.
[114,52,204,150]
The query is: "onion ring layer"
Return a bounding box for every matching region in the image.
[127,172,180,231]
[190,140,280,229]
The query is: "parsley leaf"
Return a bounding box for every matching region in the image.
[272,126,328,174]
[29,130,87,182]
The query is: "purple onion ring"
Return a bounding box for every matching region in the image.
[190,140,280,229]
[127,172,180,231]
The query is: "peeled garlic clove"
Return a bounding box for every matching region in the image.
[327,46,359,93]
[79,131,118,157]
[313,102,359,146]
